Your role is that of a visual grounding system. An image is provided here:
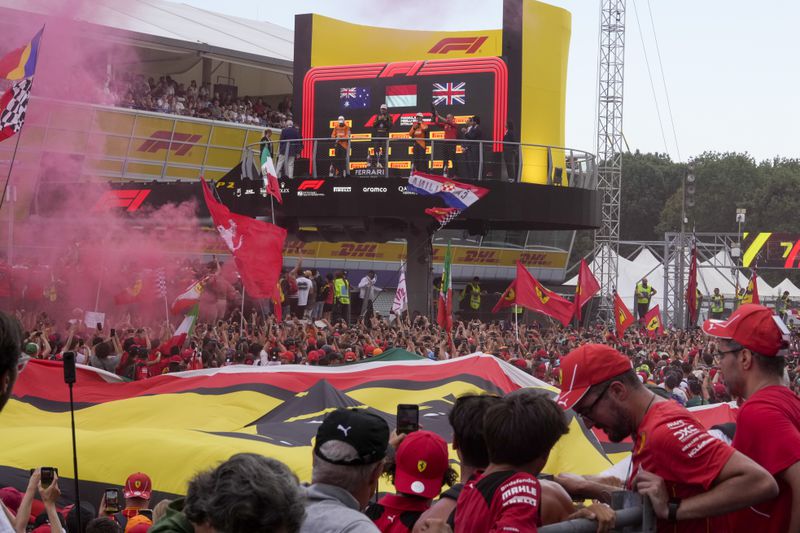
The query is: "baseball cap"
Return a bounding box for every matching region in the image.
[702,304,788,357]
[394,431,449,498]
[123,472,152,499]
[338,115,345,121]
[0,487,23,513]
[314,408,389,465]
[344,351,357,362]
[372,348,383,356]
[24,342,38,355]
[556,344,633,410]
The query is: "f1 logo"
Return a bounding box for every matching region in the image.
[92,189,151,212]
[137,131,202,156]
[298,180,325,191]
[428,36,488,54]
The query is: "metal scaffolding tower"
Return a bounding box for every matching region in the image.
[594,0,627,317]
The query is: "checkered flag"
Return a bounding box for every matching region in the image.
[156,268,167,299]
[424,207,462,230]
[0,78,32,143]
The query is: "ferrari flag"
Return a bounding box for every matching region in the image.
[644,305,664,337]
[742,270,760,305]
[493,261,573,326]
[614,292,635,336]
[573,259,600,321]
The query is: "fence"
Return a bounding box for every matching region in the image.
[539,491,656,533]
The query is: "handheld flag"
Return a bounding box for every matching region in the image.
[686,240,699,325]
[272,284,283,321]
[493,261,574,326]
[573,259,600,321]
[0,28,43,80]
[437,244,453,333]
[614,292,635,336]
[742,270,760,305]
[171,277,207,315]
[260,146,283,204]
[159,305,199,354]
[643,305,664,338]
[0,79,32,143]
[392,263,408,316]
[201,179,286,299]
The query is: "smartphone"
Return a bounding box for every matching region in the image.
[110,328,116,338]
[96,322,103,331]
[138,509,153,520]
[104,488,120,513]
[396,404,419,434]
[40,467,57,488]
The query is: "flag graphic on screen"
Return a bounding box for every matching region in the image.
[340,87,370,109]
[385,85,417,108]
[432,82,466,106]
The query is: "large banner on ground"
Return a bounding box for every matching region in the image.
[2,354,612,505]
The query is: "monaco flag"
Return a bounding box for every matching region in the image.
[614,292,635,336]
[493,261,573,326]
[644,305,664,338]
[573,259,600,321]
[201,179,286,299]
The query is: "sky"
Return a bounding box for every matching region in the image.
[177,0,799,162]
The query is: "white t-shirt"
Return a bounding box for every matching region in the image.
[296,276,312,306]
[0,501,15,533]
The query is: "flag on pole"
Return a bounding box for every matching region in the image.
[437,244,453,333]
[493,261,574,326]
[407,171,489,210]
[392,263,408,316]
[0,78,32,143]
[159,305,199,354]
[614,292,635,336]
[573,259,600,321]
[171,277,207,314]
[202,179,286,299]
[742,270,760,305]
[643,305,664,338]
[272,284,283,321]
[261,146,282,204]
[0,28,43,80]
[686,239,699,326]
[155,268,167,299]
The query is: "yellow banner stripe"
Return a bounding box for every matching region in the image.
[743,232,771,267]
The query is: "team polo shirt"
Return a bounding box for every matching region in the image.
[628,400,734,532]
[365,493,430,533]
[454,470,541,533]
[729,385,800,533]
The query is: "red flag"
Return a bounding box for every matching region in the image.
[614,292,635,336]
[114,274,155,306]
[201,179,287,299]
[742,270,760,305]
[643,305,664,338]
[686,241,699,325]
[573,259,600,321]
[493,262,573,326]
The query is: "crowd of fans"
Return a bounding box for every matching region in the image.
[1,298,799,532]
[100,72,293,129]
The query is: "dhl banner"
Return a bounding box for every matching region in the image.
[1,354,612,505]
[741,232,800,269]
[283,240,568,269]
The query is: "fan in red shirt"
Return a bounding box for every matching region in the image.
[556,344,778,532]
[432,109,459,178]
[366,430,456,533]
[702,304,800,532]
[453,392,570,533]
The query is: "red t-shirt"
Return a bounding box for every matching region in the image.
[628,400,734,533]
[454,470,540,533]
[435,117,458,140]
[366,493,430,533]
[729,385,800,533]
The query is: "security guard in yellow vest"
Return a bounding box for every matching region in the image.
[776,290,791,321]
[710,288,724,319]
[333,271,351,324]
[635,277,656,322]
[462,276,483,320]
[736,287,746,309]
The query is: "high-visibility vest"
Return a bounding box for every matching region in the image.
[334,278,350,304]
[466,282,481,310]
[636,282,653,304]
[711,294,724,313]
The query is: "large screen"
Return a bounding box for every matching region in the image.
[301,57,507,176]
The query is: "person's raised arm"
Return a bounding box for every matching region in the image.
[37,473,63,533]
[13,468,41,533]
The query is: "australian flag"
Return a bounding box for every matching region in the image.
[340,87,370,109]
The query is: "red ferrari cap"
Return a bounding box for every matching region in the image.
[344,351,357,362]
[123,472,152,499]
[703,304,787,357]
[556,344,632,410]
[394,431,449,499]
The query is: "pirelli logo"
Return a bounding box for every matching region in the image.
[428,36,488,54]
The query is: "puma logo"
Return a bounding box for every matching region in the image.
[337,424,352,437]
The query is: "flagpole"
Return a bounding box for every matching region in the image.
[514,306,519,342]
[240,285,246,337]
[164,293,170,328]
[0,25,45,213]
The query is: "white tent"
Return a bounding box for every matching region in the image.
[773,278,800,297]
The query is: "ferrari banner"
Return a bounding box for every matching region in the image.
[2,354,613,505]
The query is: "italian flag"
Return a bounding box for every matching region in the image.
[171,277,205,315]
[159,305,199,355]
[261,146,282,204]
[437,243,453,333]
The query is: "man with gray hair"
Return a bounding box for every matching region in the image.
[277,119,301,179]
[301,408,390,533]
[150,453,305,533]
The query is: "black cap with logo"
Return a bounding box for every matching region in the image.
[314,408,390,466]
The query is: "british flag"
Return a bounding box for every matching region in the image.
[432,82,466,106]
[0,78,32,143]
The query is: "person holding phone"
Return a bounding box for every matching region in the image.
[101,472,152,529]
